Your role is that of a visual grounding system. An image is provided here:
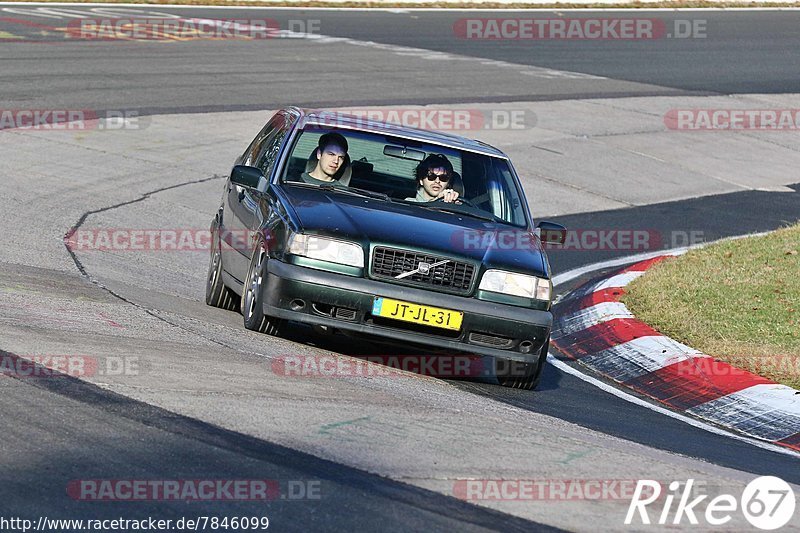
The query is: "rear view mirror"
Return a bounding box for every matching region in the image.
[537,221,567,245]
[383,145,426,162]
[231,165,265,189]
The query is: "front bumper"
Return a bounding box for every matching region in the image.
[262,260,552,363]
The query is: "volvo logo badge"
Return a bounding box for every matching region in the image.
[395,258,450,280]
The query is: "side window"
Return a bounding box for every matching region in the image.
[493,160,526,226]
[242,119,278,167]
[256,123,289,180]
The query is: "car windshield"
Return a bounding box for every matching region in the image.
[280,127,528,227]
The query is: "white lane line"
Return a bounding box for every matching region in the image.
[0,6,182,18]
[552,247,689,287]
[547,353,800,458]
[592,270,646,290]
[185,16,604,80]
[0,7,607,81]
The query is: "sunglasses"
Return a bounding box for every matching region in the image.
[424,171,451,183]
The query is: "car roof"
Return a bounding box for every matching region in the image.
[288,107,509,159]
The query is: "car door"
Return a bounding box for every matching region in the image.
[222,112,292,283]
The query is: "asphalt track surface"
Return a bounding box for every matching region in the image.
[2,5,800,531]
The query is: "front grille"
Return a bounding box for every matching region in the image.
[371,247,475,293]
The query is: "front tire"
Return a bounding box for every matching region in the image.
[206,231,239,312]
[496,336,549,390]
[241,240,284,336]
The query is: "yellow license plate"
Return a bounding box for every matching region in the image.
[372,297,463,331]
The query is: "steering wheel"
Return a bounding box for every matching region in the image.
[435,196,479,209]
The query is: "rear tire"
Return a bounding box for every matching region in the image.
[496,336,549,390]
[242,240,284,336]
[205,231,240,312]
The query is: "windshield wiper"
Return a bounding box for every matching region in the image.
[317,184,391,202]
[287,181,391,202]
[417,203,501,223]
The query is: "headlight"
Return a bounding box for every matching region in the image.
[288,234,364,268]
[479,270,551,301]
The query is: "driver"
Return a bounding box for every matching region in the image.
[301,132,349,185]
[406,154,460,203]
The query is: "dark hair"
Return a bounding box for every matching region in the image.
[415,154,453,181]
[317,132,348,154]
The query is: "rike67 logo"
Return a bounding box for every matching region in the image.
[626,477,796,530]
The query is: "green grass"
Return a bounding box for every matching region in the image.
[622,223,800,389]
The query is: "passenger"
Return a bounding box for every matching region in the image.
[406,154,460,203]
[301,133,350,185]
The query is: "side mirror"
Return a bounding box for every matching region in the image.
[536,221,567,245]
[231,165,265,189]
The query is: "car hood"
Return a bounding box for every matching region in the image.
[279,185,548,278]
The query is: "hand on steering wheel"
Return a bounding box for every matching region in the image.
[435,191,478,209]
[435,188,460,203]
